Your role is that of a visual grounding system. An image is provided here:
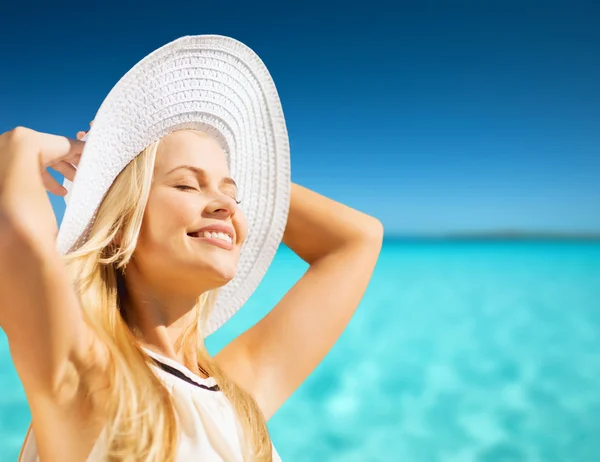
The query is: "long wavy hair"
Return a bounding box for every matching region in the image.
[63,133,272,461]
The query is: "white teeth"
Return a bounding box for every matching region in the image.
[201,230,232,244]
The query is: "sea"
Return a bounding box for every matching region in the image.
[1,240,599,461]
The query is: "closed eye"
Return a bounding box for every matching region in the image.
[175,185,241,204]
[174,185,197,192]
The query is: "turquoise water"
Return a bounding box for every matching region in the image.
[1,240,599,461]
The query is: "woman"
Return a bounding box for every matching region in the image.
[0,36,383,461]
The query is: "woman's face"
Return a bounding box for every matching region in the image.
[132,130,248,295]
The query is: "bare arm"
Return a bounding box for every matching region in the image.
[0,127,98,394]
[216,182,383,419]
[0,128,108,461]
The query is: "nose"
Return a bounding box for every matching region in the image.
[204,196,236,219]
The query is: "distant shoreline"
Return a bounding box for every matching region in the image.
[384,231,600,242]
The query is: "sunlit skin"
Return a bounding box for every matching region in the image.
[0,125,383,461]
[121,130,248,363]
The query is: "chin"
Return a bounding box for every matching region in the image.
[200,261,238,286]
[212,269,237,286]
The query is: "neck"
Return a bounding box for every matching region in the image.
[119,263,206,366]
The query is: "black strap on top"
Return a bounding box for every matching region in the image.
[151,358,220,392]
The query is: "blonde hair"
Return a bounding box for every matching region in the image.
[63,134,272,461]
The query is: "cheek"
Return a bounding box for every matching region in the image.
[138,194,194,251]
[234,212,249,244]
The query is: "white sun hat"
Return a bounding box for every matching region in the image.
[57,35,291,336]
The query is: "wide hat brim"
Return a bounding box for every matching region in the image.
[57,35,291,336]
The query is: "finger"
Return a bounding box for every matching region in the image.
[65,152,82,167]
[76,131,87,140]
[41,169,68,196]
[36,133,84,167]
[51,160,77,182]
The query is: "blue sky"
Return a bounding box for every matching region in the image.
[1,1,598,235]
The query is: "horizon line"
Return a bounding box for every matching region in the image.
[381,230,600,241]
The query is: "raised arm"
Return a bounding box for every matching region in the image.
[215,182,383,419]
[0,128,108,460]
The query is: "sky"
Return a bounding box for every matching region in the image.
[0,0,598,235]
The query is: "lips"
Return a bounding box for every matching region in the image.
[188,229,231,242]
[188,224,234,240]
[186,224,235,250]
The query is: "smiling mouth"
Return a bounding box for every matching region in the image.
[187,231,234,250]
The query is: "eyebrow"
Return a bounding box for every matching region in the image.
[166,165,237,189]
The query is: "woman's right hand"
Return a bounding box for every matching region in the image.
[0,126,83,194]
[0,127,84,251]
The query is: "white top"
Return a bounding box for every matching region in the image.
[20,347,282,462]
